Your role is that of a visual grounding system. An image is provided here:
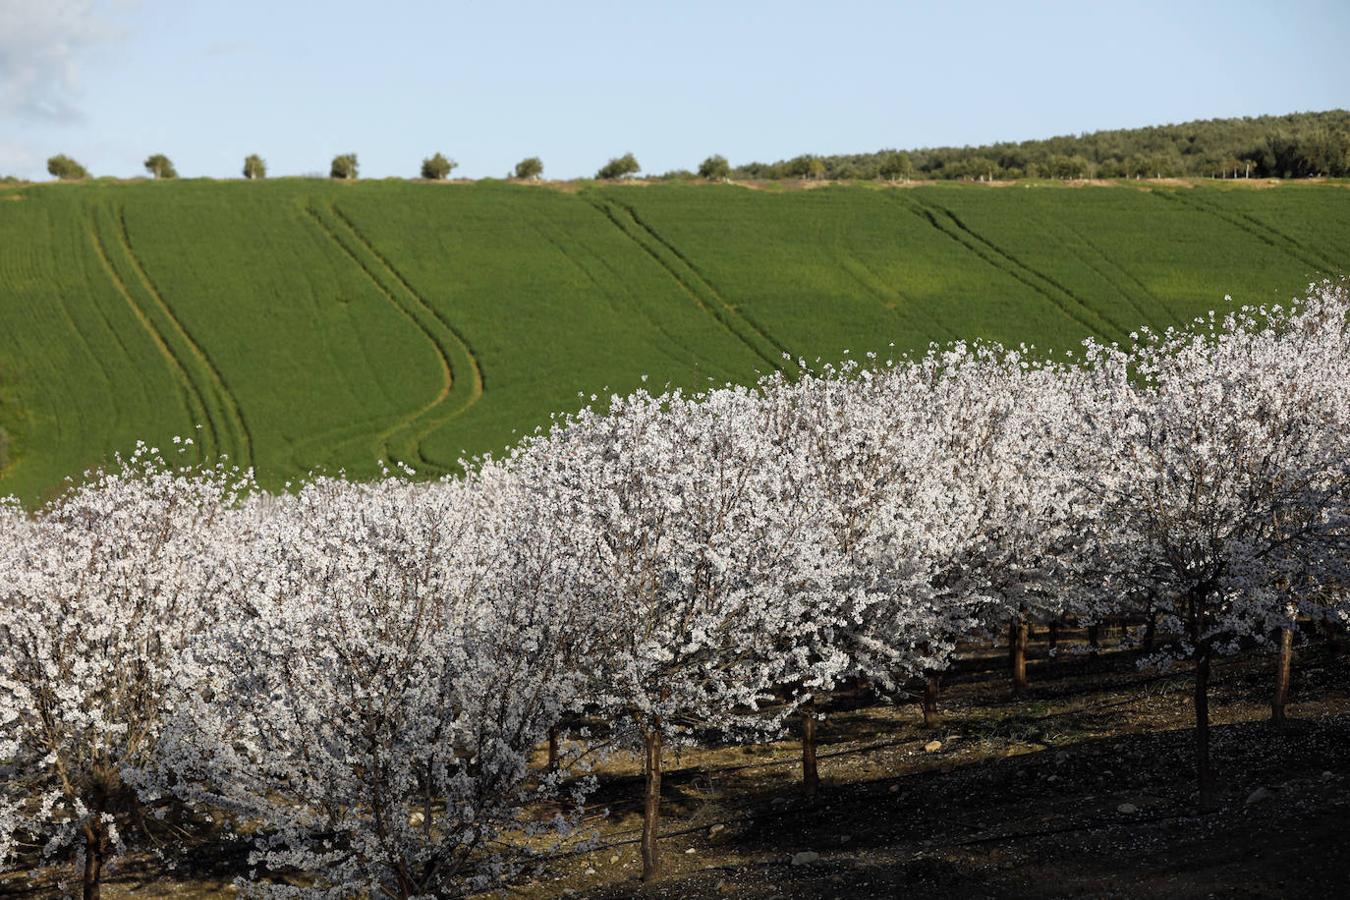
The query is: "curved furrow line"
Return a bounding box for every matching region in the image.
[587,199,787,374]
[1072,230,1187,329]
[920,198,1131,339]
[86,210,217,462]
[1042,221,1164,332]
[114,208,255,470]
[1165,191,1342,276]
[329,204,486,405]
[836,251,959,345]
[305,204,482,475]
[894,194,1113,340]
[301,205,443,474]
[324,203,485,472]
[615,200,798,371]
[283,411,408,479]
[527,218,741,384]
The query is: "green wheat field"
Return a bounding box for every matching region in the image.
[1,178,1347,504]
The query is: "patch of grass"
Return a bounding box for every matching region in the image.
[1,179,1346,502]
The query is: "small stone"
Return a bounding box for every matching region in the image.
[1246,786,1273,806]
[584,867,596,875]
[708,823,725,836]
[1047,775,1059,783]
[839,834,852,844]
[889,784,900,793]
[1117,803,1138,814]
[609,854,620,864]
[924,740,943,753]
[791,851,821,866]
[1322,771,1335,781]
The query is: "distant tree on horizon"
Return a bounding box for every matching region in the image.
[421,153,457,180]
[697,154,730,180]
[46,155,89,181]
[144,154,178,179]
[330,154,359,180]
[596,153,640,180]
[243,154,267,179]
[878,150,913,182]
[514,156,544,180]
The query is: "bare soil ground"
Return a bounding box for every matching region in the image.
[5,631,1348,898]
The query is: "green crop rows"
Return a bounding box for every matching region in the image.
[1,178,1346,503]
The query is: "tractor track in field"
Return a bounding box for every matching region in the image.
[330,203,485,470]
[1070,229,1187,330]
[898,194,1125,341]
[86,208,220,462]
[587,197,793,374]
[835,251,960,346]
[1044,220,1173,332]
[1161,191,1344,277]
[302,204,444,474]
[114,207,254,470]
[302,203,483,475]
[330,204,486,402]
[619,200,798,369]
[49,265,126,435]
[528,219,741,384]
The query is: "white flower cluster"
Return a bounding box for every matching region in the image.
[2,281,1347,893]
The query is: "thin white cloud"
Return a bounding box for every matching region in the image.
[0,0,119,122]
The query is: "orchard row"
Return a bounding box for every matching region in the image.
[2,282,1348,897]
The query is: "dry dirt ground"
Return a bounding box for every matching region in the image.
[5,631,1348,898]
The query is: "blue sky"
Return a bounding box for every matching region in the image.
[2,0,1348,180]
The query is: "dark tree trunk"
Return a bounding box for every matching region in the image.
[1088,623,1101,653]
[1194,647,1216,811]
[82,819,106,900]
[640,727,663,882]
[1143,612,1157,653]
[1320,618,1342,653]
[1048,620,1059,651]
[801,700,820,799]
[921,672,942,728]
[547,725,561,772]
[1271,626,1294,727]
[1010,615,1029,694]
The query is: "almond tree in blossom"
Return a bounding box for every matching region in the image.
[0,450,249,899]
[1069,282,1350,809]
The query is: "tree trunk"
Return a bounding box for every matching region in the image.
[547,725,560,772]
[1010,615,1029,694]
[1088,623,1101,653]
[1271,626,1293,727]
[1194,647,1216,811]
[921,672,942,728]
[82,820,106,900]
[801,700,820,799]
[1048,620,1059,651]
[1143,613,1157,653]
[1319,618,1342,654]
[640,727,663,882]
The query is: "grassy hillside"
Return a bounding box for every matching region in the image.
[1,178,1347,503]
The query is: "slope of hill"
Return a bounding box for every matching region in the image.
[1,178,1347,503]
